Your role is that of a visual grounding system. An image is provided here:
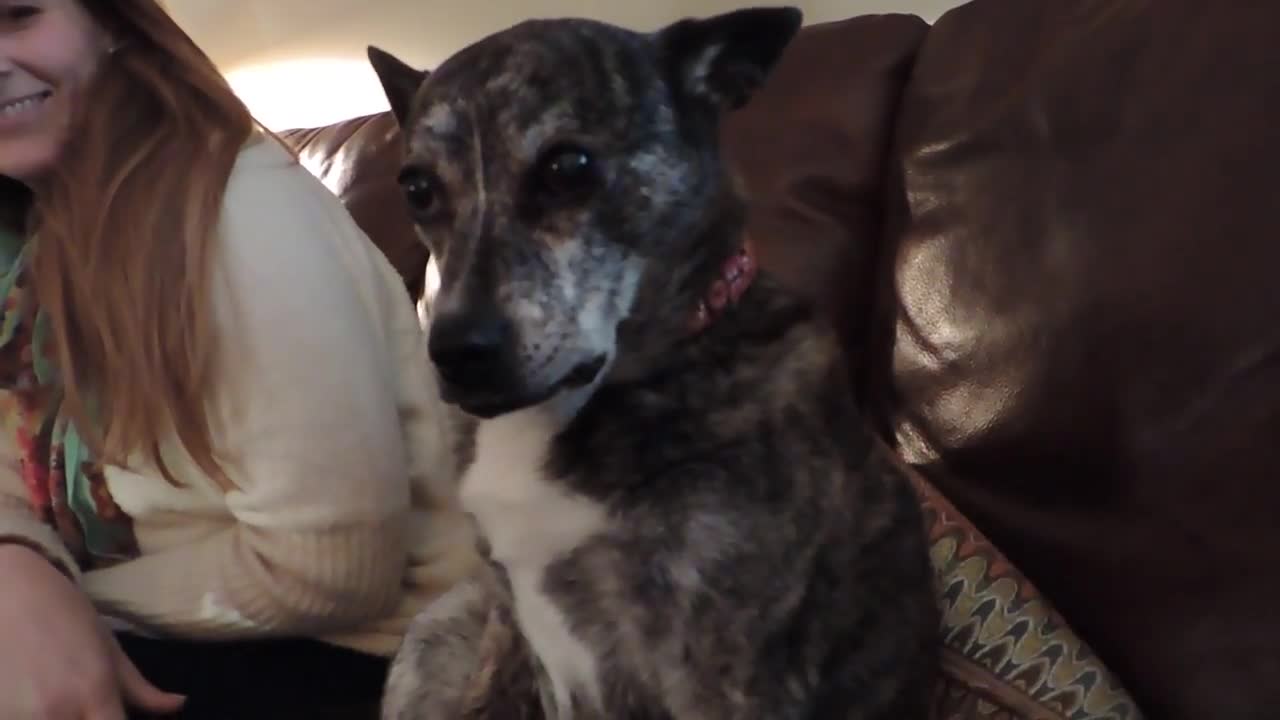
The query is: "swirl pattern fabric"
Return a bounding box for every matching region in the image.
[910,472,1143,720]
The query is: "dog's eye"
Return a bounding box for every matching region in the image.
[533,144,600,201]
[398,168,440,215]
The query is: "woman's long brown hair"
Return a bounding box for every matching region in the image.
[25,0,257,487]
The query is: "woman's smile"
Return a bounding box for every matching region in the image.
[0,89,51,125]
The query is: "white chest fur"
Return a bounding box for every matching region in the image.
[459,402,609,714]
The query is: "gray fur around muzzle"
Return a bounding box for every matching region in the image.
[427,299,609,419]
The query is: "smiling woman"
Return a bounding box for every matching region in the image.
[0,1,474,719]
[0,0,106,180]
[226,56,391,130]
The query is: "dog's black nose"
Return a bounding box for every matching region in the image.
[428,308,514,390]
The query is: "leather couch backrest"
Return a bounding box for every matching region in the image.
[873,2,1280,717]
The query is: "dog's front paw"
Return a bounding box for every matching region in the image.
[382,575,495,720]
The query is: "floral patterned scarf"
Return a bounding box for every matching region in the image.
[0,227,138,568]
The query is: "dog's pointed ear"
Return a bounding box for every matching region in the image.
[656,6,802,112]
[367,45,429,128]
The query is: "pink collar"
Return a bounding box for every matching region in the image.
[688,240,758,334]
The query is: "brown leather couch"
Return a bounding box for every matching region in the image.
[279,2,1280,718]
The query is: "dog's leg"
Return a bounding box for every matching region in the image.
[381,567,546,720]
[805,641,937,720]
[381,572,495,720]
[456,598,546,720]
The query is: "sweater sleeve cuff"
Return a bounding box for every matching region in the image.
[83,521,407,640]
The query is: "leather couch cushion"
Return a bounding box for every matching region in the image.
[872,1,1280,716]
[721,13,929,360]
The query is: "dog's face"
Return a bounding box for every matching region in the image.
[370,8,801,418]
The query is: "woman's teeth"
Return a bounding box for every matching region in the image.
[0,92,50,116]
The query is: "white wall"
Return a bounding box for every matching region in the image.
[165,0,967,130]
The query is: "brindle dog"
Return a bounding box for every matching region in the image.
[368,7,939,719]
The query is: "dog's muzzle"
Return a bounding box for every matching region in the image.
[428,308,607,418]
[427,306,513,391]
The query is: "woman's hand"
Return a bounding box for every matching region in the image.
[0,544,187,719]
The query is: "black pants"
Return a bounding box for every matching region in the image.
[117,633,389,720]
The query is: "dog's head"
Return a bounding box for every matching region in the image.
[369,7,801,419]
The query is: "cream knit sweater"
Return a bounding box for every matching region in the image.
[0,135,478,657]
